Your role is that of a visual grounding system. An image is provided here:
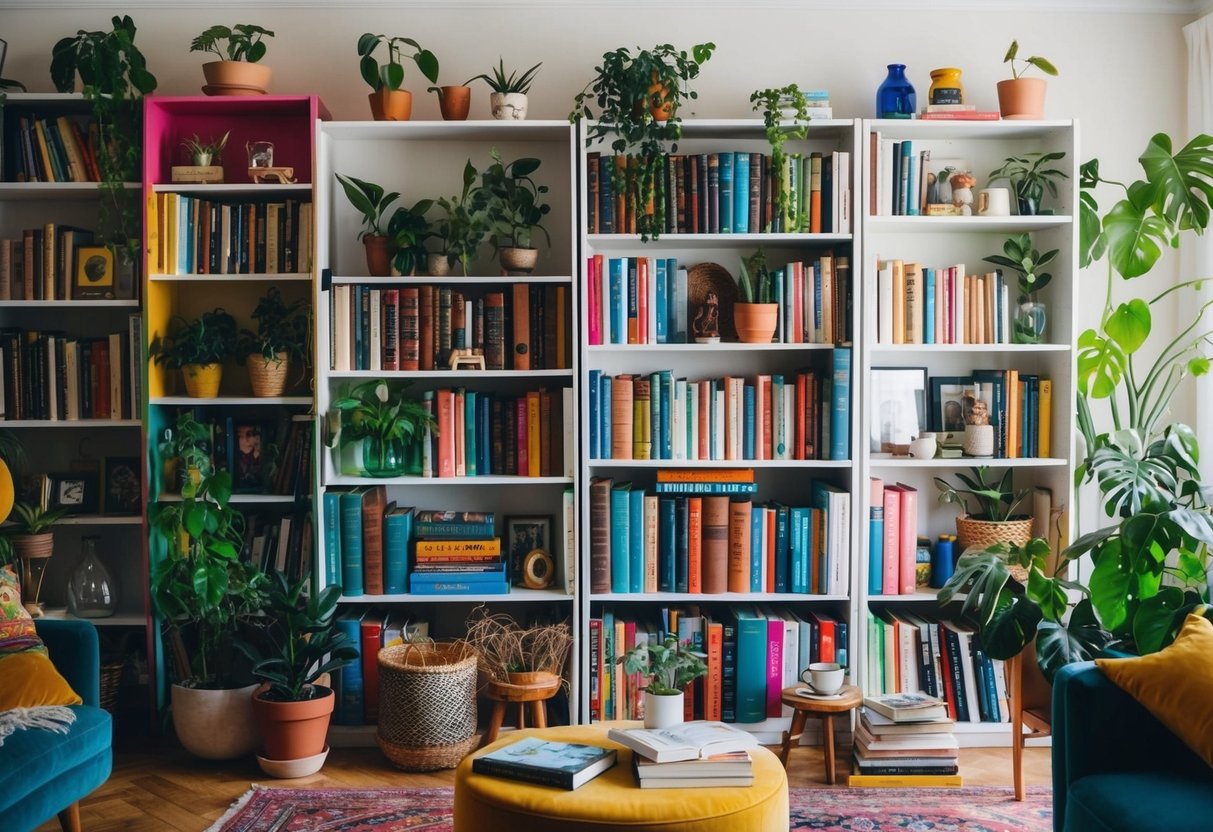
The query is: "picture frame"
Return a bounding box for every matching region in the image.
[930,375,972,433]
[870,366,928,456]
[48,471,99,515]
[73,245,116,300]
[102,456,141,515]
[231,421,272,493]
[505,514,553,587]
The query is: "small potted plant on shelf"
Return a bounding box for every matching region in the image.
[750,84,810,231]
[328,379,437,477]
[239,570,357,777]
[467,57,542,120]
[335,173,400,276]
[473,148,551,274]
[8,502,69,617]
[935,466,1032,557]
[388,198,435,277]
[983,233,1057,344]
[236,287,310,397]
[996,39,1058,120]
[189,24,275,94]
[987,151,1068,216]
[733,247,777,343]
[357,33,439,121]
[157,410,214,495]
[431,159,486,276]
[175,130,230,184]
[623,634,707,729]
[428,65,473,121]
[149,308,238,397]
[570,42,716,241]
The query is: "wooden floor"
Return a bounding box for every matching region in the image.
[36,736,1052,832]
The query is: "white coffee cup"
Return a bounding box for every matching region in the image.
[800,661,844,695]
[977,187,1012,217]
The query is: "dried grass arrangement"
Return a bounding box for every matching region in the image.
[464,606,572,684]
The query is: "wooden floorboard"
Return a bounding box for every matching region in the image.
[35,737,1052,831]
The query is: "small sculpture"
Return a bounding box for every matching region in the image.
[962,394,995,457]
[950,171,976,216]
[692,289,721,344]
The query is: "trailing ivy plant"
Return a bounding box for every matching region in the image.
[750,84,810,231]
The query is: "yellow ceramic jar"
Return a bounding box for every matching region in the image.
[929,67,964,105]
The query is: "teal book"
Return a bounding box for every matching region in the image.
[339,489,365,596]
[472,737,617,790]
[600,372,612,457]
[383,503,412,594]
[609,257,625,344]
[733,608,768,723]
[323,491,341,589]
[790,506,808,594]
[829,347,851,460]
[773,503,790,593]
[333,609,364,725]
[733,152,750,233]
[674,496,689,594]
[652,482,758,495]
[410,566,506,583]
[409,580,509,595]
[588,369,601,459]
[610,481,631,593]
[628,487,644,593]
[659,496,676,592]
[655,258,668,344]
[719,151,734,233]
[749,504,764,592]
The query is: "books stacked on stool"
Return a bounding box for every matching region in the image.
[608,721,759,789]
[850,693,961,787]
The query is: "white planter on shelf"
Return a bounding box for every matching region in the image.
[643,690,684,729]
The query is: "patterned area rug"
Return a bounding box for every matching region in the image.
[208,784,1052,832]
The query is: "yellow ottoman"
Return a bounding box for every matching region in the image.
[454,723,789,832]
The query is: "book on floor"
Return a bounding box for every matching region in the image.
[607,720,759,763]
[471,738,617,789]
[863,692,949,722]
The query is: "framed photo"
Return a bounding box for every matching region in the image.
[48,471,99,515]
[232,421,271,493]
[103,456,141,515]
[73,245,116,299]
[930,376,972,433]
[505,515,553,586]
[870,367,928,456]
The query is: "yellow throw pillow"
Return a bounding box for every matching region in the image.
[1096,613,1213,767]
[0,650,82,709]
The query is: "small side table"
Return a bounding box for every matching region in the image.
[480,672,562,747]
[779,683,863,783]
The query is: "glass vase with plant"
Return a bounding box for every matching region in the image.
[983,232,1057,343]
[329,379,437,477]
[750,84,810,231]
[987,151,1068,215]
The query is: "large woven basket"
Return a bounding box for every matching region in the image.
[955,515,1034,582]
[99,660,124,713]
[376,642,479,771]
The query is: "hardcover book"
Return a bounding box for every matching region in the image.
[606,720,758,763]
[472,737,616,789]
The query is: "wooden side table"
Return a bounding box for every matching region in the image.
[480,672,562,746]
[779,683,863,784]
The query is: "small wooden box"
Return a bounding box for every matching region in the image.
[171,165,224,184]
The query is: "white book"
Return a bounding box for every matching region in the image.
[333,285,351,371]
[877,260,894,344]
[712,383,725,460]
[829,486,850,595]
[220,204,232,274]
[688,381,699,461]
[672,379,686,460]
[783,266,794,345]
[954,627,983,724]
[646,257,657,345]
[991,658,1011,722]
[421,390,434,477]
[953,264,966,345]
[369,288,382,371]
[895,614,920,694]
[881,614,897,693]
[607,721,758,764]
[839,151,851,231]
[562,486,575,595]
[673,268,689,343]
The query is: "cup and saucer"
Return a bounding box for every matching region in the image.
[795,662,845,699]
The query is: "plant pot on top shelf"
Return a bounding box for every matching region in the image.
[468,58,541,121]
[192,24,275,95]
[432,85,471,121]
[358,33,438,122]
[369,89,412,121]
[996,40,1057,120]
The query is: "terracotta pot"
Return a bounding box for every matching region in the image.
[253,686,335,762]
[363,235,392,276]
[499,246,539,274]
[368,88,412,121]
[734,302,779,343]
[247,352,290,397]
[490,92,528,120]
[182,363,223,398]
[997,78,1047,120]
[435,85,472,121]
[171,683,260,760]
[648,78,673,122]
[201,60,272,93]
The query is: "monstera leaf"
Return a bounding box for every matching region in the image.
[1138,132,1213,233]
[1102,183,1171,280]
[1091,434,1178,517]
[1077,329,1127,398]
[1035,600,1114,681]
[1132,586,1189,655]
[982,595,1043,661]
[1103,299,1151,355]
[938,549,1015,625]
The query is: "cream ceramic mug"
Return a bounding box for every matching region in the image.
[800,661,844,694]
[977,187,1012,217]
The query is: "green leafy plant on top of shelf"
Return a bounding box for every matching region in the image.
[236,286,310,368]
[987,151,1068,215]
[189,25,274,63]
[149,308,238,369]
[388,198,435,277]
[473,148,551,252]
[357,33,438,91]
[1003,39,1059,80]
[432,159,487,276]
[623,634,707,696]
[934,466,1030,522]
[983,233,1057,303]
[466,58,542,94]
[750,84,810,231]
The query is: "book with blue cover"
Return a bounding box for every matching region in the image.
[472,737,616,789]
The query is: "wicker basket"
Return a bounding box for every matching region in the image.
[376,642,479,771]
[99,660,124,713]
[955,515,1034,582]
[247,352,290,397]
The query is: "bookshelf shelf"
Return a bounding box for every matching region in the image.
[53,515,143,526]
[40,608,148,627]
[588,458,853,470]
[149,396,313,406]
[590,592,850,603]
[324,475,574,487]
[150,273,312,283]
[868,456,1068,469]
[870,343,1071,354]
[0,419,140,428]
[338,588,574,604]
[588,342,839,354]
[328,274,573,286]
[329,369,574,380]
[587,232,853,250]
[0,182,140,200]
[865,215,1072,234]
[155,493,300,504]
[151,183,313,196]
[0,300,141,308]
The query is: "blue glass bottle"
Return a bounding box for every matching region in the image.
[877,64,916,119]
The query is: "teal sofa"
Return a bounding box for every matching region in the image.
[2,618,113,832]
[1053,661,1213,832]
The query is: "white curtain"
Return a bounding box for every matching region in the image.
[1184,14,1213,481]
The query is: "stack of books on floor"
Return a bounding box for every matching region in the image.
[850,693,961,787]
[608,720,758,788]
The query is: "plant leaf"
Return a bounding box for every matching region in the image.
[1138,132,1213,233]
[1133,586,1186,654]
[1103,299,1151,355]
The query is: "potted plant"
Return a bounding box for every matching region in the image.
[996,40,1058,120]
[733,247,778,343]
[983,233,1057,343]
[236,287,309,397]
[750,84,810,231]
[335,173,399,276]
[189,24,275,94]
[239,570,357,775]
[149,308,238,397]
[987,151,1068,216]
[570,42,716,241]
[935,466,1032,557]
[467,58,542,120]
[387,198,435,277]
[175,130,230,184]
[157,410,214,495]
[432,159,486,276]
[623,635,707,729]
[473,149,551,274]
[328,379,436,477]
[150,468,268,759]
[429,73,472,122]
[357,33,438,121]
[8,503,69,617]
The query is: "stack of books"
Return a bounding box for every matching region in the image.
[409,510,508,595]
[608,720,758,788]
[850,693,961,787]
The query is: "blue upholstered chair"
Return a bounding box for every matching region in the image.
[2,618,114,832]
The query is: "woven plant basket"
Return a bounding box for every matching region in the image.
[99,660,124,713]
[376,642,479,771]
[247,352,290,397]
[956,515,1034,582]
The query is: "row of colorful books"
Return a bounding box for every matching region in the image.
[586,150,852,235]
[329,282,569,372]
[585,253,851,346]
[332,608,430,725]
[589,475,851,596]
[588,355,851,463]
[875,260,1024,345]
[870,139,971,217]
[1,110,102,183]
[850,694,961,787]
[588,605,847,725]
[0,224,127,302]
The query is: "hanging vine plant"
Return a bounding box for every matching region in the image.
[750,84,810,232]
[571,42,715,241]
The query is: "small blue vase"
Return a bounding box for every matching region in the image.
[877,64,916,119]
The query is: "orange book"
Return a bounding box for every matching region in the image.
[526,390,541,477]
[610,375,634,460]
[701,495,730,594]
[360,613,384,723]
[761,375,774,460]
[705,620,723,721]
[697,382,711,460]
[727,499,752,593]
[657,468,755,483]
[511,282,530,370]
[1008,370,1021,459]
[687,496,703,593]
[436,389,455,477]
[360,486,388,595]
[555,285,568,369]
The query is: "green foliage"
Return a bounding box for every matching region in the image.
[987,151,1068,210]
[736,248,774,304]
[570,42,716,241]
[238,570,357,701]
[467,58,542,94]
[9,502,69,535]
[983,232,1057,301]
[189,25,274,63]
[750,84,810,230]
[1003,39,1059,80]
[158,410,214,495]
[335,173,400,240]
[472,149,551,250]
[149,309,238,369]
[432,159,487,276]
[357,33,438,92]
[180,130,229,165]
[934,466,1030,522]
[388,199,435,276]
[331,379,437,447]
[623,635,707,696]
[236,287,310,366]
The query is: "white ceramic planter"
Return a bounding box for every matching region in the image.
[643,690,684,729]
[171,682,259,760]
[490,92,528,120]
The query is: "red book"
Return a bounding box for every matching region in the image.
[436,389,455,478]
[360,613,383,723]
[687,496,703,593]
[936,622,959,721]
[399,287,419,371]
[705,620,723,721]
[93,340,110,419]
[418,285,434,371]
[515,397,528,476]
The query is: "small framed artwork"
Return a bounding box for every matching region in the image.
[930,376,973,433]
[505,515,553,586]
[48,471,99,515]
[103,456,141,515]
[870,366,928,456]
[73,246,116,300]
[232,421,271,493]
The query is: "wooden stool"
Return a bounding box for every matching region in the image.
[481,672,561,746]
[779,683,863,784]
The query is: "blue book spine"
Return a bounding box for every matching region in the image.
[890,142,902,215]
[655,258,668,344]
[334,614,363,724]
[660,496,677,592]
[413,521,494,538]
[629,488,645,593]
[743,384,755,460]
[383,511,411,595]
[653,482,758,494]
[339,491,364,597]
[835,619,849,669]
[799,510,811,595]
[868,507,884,595]
[352,286,364,371]
[719,152,734,233]
[323,491,341,589]
[599,154,614,233]
[775,505,790,593]
[479,393,492,474]
[649,372,662,461]
[830,347,851,461]
[600,373,612,458]
[588,369,601,459]
[674,496,689,593]
[411,568,507,584]
[924,268,936,344]
[734,611,768,723]
[465,390,477,476]
[609,258,625,344]
[610,483,630,593]
[789,507,806,593]
[749,505,764,592]
[733,152,750,234]
[409,581,509,595]
[773,263,784,343]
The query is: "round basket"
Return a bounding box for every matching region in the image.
[376,642,479,771]
[247,352,290,397]
[99,660,124,713]
[955,515,1034,582]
